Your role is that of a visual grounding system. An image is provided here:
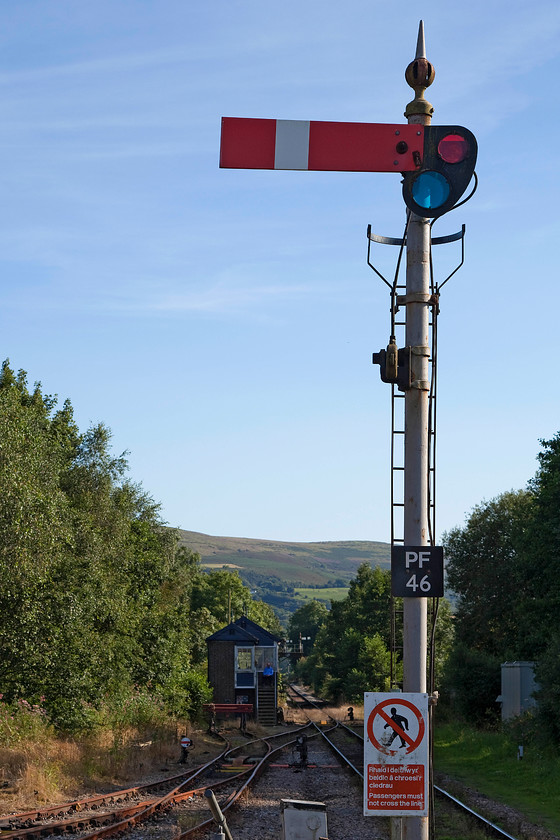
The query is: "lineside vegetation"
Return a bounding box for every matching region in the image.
[0,360,281,738]
[291,433,560,753]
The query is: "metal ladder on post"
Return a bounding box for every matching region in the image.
[389,296,437,690]
[368,221,465,689]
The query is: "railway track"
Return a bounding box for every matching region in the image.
[287,683,523,840]
[0,725,318,840]
[0,756,229,833]
[0,694,533,840]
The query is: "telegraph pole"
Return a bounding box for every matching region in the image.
[401,23,433,840]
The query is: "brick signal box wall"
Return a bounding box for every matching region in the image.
[206,616,280,727]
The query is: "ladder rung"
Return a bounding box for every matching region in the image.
[392,466,404,471]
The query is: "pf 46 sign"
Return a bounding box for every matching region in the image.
[391,546,444,597]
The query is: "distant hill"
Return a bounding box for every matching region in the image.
[176,530,391,624]
[177,529,390,586]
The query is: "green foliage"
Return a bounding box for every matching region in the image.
[0,696,54,746]
[443,644,502,724]
[0,360,276,734]
[296,564,393,701]
[442,490,535,724]
[523,434,560,652]
[431,598,454,688]
[434,722,560,836]
[534,633,560,744]
[191,567,283,637]
[521,434,560,741]
[444,490,533,659]
[287,601,329,655]
[442,435,560,741]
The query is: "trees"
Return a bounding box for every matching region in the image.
[296,564,393,702]
[190,568,283,638]
[0,360,277,731]
[523,434,560,736]
[287,601,329,655]
[442,490,533,722]
[444,490,533,659]
[442,441,560,736]
[0,363,76,704]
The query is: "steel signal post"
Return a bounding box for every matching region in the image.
[219,21,477,840]
[400,25,434,840]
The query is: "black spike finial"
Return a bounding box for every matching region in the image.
[415,20,426,59]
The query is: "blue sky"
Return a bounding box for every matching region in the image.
[1,1,558,543]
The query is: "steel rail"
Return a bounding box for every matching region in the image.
[177,725,322,839]
[433,786,519,840]
[310,722,363,778]
[69,728,310,840]
[0,734,231,832]
[12,725,315,840]
[288,685,521,840]
[332,720,520,840]
[0,741,231,840]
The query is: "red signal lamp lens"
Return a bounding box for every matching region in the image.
[438,134,469,164]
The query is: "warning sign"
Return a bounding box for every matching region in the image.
[363,693,428,817]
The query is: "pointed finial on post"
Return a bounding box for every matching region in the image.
[416,20,426,59]
[404,20,435,121]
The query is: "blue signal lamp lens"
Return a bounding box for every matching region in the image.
[411,170,450,209]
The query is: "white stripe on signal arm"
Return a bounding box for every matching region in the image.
[274,120,310,170]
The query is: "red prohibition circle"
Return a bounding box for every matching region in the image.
[367,698,425,756]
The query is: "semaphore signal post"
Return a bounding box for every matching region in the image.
[219,21,477,840]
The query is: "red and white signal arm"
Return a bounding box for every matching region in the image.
[363,692,428,817]
[220,118,424,173]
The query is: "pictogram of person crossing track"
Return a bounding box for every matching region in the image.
[384,707,410,748]
[366,697,425,756]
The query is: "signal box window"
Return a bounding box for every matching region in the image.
[254,647,276,671]
[236,647,253,671]
[235,646,254,689]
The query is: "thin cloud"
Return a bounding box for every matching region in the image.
[145,280,313,314]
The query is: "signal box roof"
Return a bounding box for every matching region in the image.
[206,616,281,644]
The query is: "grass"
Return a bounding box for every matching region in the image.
[177,529,390,586]
[294,587,349,602]
[0,692,217,814]
[433,721,560,836]
[0,725,223,813]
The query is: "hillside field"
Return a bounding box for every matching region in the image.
[177,529,390,624]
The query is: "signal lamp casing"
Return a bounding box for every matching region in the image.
[402,125,477,218]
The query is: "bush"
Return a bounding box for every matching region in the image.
[0,696,54,746]
[442,645,501,725]
[534,633,560,745]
